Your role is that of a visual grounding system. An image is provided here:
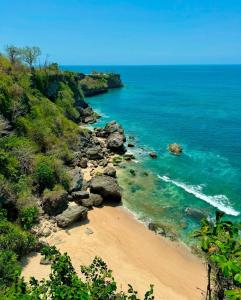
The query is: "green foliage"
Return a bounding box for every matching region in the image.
[34,156,56,191]
[0,250,21,288]
[19,206,39,230]
[0,211,36,257]
[194,211,241,299]
[0,246,154,299]
[0,149,20,180]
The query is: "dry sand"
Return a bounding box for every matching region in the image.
[22,205,206,299]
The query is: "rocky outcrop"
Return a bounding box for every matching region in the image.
[90,175,122,202]
[107,132,126,154]
[168,143,183,155]
[42,190,68,216]
[86,146,103,160]
[56,204,88,228]
[67,167,83,192]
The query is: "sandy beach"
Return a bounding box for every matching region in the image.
[22,205,206,299]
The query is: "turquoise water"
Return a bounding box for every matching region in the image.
[63,65,241,240]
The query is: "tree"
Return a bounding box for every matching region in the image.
[5,45,21,64]
[194,211,241,300]
[20,46,41,68]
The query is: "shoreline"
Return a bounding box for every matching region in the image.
[22,204,206,299]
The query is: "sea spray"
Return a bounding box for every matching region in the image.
[158,175,239,216]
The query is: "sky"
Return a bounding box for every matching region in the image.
[1,0,241,65]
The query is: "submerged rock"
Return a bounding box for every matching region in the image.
[185,208,207,221]
[90,175,122,202]
[149,152,157,158]
[56,204,88,228]
[168,143,183,155]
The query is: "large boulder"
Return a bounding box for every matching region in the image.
[89,193,104,206]
[104,121,124,135]
[90,175,122,202]
[56,204,88,228]
[86,146,103,160]
[42,190,68,216]
[107,132,126,154]
[67,167,83,192]
[168,143,183,155]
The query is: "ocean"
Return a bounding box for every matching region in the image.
[62,65,241,241]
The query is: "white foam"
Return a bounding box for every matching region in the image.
[158,175,239,216]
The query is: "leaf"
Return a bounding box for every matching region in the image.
[234,273,241,284]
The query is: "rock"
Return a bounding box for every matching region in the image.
[148,222,177,241]
[128,143,135,147]
[143,172,149,176]
[56,204,88,228]
[107,132,126,154]
[68,167,83,192]
[99,159,108,167]
[185,208,207,221]
[85,227,94,235]
[90,175,122,202]
[81,197,94,207]
[35,240,49,252]
[149,152,157,158]
[94,127,108,138]
[42,190,68,216]
[71,191,89,203]
[168,143,183,155]
[104,121,124,135]
[79,157,88,168]
[129,169,136,176]
[124,153,135,161]
[89,193,103,206]
[86,147,103,160]
[40,257,51,265]
[103,166,117,178]
[84,116,95,124]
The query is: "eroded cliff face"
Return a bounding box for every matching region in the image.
[79,72,123,97]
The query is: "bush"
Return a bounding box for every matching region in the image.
[0,250,21,288]
[19,206,39,230]
[0,246,154,299]
[0,212,36,257]
[0,149,20,180]
[34,157,56,191]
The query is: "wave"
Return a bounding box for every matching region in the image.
[158,175,239,216]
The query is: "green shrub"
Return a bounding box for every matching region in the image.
[0,250,21,288]
[34,157,56,191]
[0,212,36,256]
[0,149,20,180]
[19,206,39,230]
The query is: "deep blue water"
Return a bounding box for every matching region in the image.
[62,65,241,239]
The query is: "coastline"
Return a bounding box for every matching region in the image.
[19,72,207,298]
[22,204,206,300]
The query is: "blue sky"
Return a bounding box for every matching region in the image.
[1,0,241,65]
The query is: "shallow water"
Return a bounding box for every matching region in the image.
[62,65,241,241]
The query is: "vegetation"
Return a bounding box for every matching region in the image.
[194,211,241,299]
[0,47,152,299]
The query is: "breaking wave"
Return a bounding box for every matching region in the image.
[158,175,239,216]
